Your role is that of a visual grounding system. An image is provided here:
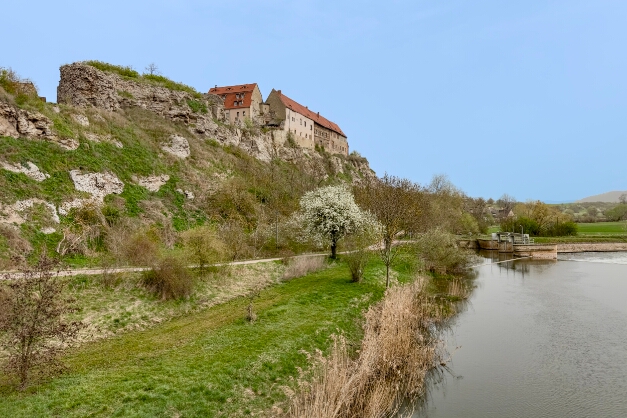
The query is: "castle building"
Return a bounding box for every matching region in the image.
[208,83,263,125]
[264,89,348,156]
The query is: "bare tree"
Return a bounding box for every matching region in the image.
[145,63,159,76]
[0,253,83,390]
[355,174,423,288]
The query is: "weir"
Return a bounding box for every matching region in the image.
[468,232,558,259]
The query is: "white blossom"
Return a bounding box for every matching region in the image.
[298,185,375,255]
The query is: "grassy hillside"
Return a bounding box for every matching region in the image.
[0,258,398,417]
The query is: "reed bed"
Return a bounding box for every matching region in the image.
[282,255,327,281]
[286,279,445,418]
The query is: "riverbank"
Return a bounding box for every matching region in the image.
[1,254,462,417]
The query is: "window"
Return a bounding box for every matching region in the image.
[310,125,312,131]
[237,111,240,117]
[233,101,238,106]
[243,111,246,116]
[304,121,306,127]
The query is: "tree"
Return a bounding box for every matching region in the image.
[355,174,422,288]
[620,194,627,205]
[0,253,83,389]
[181,225,226,274]
[299,185,369,259]
[145,63,159,76]
[497,193,517,215]
[605,204,627,221]
[343,215,381,282]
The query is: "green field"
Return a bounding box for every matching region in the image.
[0,258,427,417]
[576,222,627,235]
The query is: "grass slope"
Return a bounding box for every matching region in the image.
[0,260,402,417]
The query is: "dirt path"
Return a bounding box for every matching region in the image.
[0,253,329,279]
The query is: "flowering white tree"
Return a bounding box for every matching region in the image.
[299,185,372,258]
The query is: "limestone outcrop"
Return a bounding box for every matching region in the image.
[0,160,49,181]
[135,174,170,192]
[161,135,190,159]
[0,198,60,226]
[0,101,78,150]
[69,170,124,201]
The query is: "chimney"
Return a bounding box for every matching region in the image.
[214,85,217,88]
[278,90,281,95]
[317,112,319,116]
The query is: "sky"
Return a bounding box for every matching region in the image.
[3,0,626,202]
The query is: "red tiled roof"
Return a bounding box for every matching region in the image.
[208,83,258,110]
[276,91,346,138]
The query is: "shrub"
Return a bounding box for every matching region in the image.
[414,229,476,274]
[181,225,226,273]
[187,99,208,114]
[282,255,326,281]
[141,255,194,300]
[344,250,371,283]
[120,228,160,266]
[219,221,252,261]
[545,221,578,237]
[0,254,83,390]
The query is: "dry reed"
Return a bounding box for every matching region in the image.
[282,256,327,281]
[286,279,444,418]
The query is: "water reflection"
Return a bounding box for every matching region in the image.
[412,252,627,418]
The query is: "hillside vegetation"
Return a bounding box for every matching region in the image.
[0,64,374,269]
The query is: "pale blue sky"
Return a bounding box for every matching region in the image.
[3,1,626,202]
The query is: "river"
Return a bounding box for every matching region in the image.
[413,251,627,418]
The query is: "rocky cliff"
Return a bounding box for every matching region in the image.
[56,62,374,180]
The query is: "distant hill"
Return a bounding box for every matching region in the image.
[577,191,627,203]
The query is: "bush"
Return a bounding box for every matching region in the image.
[115,228,160,266]
[545,221,578,237]
[186,99,208,114]
[282,255,326,281]
[0,254,83,389]
[344,250,371,283]
[414,229,476,274]
[141,255,194,300]
[181,225,226,273]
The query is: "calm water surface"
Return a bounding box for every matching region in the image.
[413,252,627,418]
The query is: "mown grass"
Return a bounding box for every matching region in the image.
[0,258,406,417]
[487,223,627,242]
[576,221,627,235]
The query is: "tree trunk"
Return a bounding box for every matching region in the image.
[386,263,390,288]
[331,239,337,259]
